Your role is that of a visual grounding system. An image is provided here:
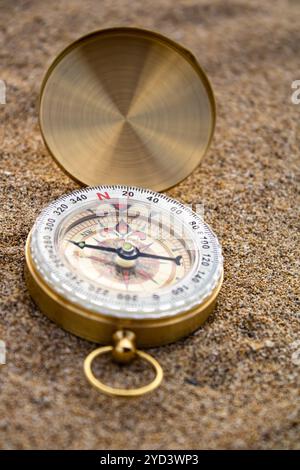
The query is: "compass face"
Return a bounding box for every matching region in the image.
[30,186,222,319]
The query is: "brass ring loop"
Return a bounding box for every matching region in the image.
[84,346,163,397]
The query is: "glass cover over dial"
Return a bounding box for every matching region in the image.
[30,186,222,319]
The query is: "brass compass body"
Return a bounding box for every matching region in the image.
[25,28,222,396]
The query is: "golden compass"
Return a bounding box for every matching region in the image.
[25,28,222,397]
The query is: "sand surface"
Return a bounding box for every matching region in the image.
[0,0,299,449]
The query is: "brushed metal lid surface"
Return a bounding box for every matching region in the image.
[39,27,215,191]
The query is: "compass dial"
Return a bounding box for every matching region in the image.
[62,204,193,294]
[29,186,222,319]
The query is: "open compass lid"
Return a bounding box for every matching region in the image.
[39,27,216,192]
